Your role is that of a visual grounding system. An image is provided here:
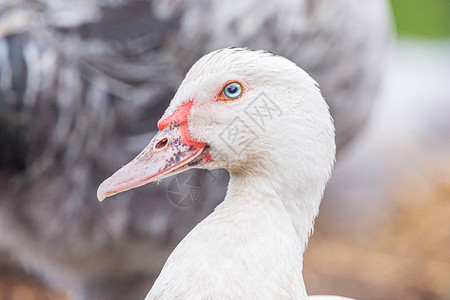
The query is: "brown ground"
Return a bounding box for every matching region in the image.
[0,264,66,300]
[305,166,450,299]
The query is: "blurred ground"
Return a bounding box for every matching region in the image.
[306,169,450,299]
[0,38,448,300]
[0,261,66,300]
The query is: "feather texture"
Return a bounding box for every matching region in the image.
[0,1,389,299]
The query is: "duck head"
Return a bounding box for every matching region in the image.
[97,48,335,202]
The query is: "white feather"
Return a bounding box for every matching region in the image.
[145,48,342,299]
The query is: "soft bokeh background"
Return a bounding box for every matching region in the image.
[0,0,449,299]
[305,1,450,299]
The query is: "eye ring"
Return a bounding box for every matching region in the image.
[218,81,244,101]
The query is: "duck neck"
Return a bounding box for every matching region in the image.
[147,169,325,299]
[226,172,322,252]
[211,172,323,298]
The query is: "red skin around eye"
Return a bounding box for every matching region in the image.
[157,100,204,148]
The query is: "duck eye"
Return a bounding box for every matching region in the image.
[221,82,244,100]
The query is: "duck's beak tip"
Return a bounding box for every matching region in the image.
[97,184,107,202]
[97,180,112,202]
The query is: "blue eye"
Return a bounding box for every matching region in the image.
[223,82,243,99]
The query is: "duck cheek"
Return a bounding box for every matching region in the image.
[97,123,206,202]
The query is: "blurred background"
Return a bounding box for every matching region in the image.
[0,0,448,299]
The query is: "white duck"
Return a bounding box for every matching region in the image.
[97,48,351,300]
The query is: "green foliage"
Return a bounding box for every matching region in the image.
[391,0,450,38]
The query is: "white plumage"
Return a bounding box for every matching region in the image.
[99,48,352,299]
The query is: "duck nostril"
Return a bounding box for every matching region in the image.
[154,138,169,151]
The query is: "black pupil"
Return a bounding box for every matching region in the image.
[227,85,238,94]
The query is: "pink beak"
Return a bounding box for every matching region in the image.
[97,122,207,202]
